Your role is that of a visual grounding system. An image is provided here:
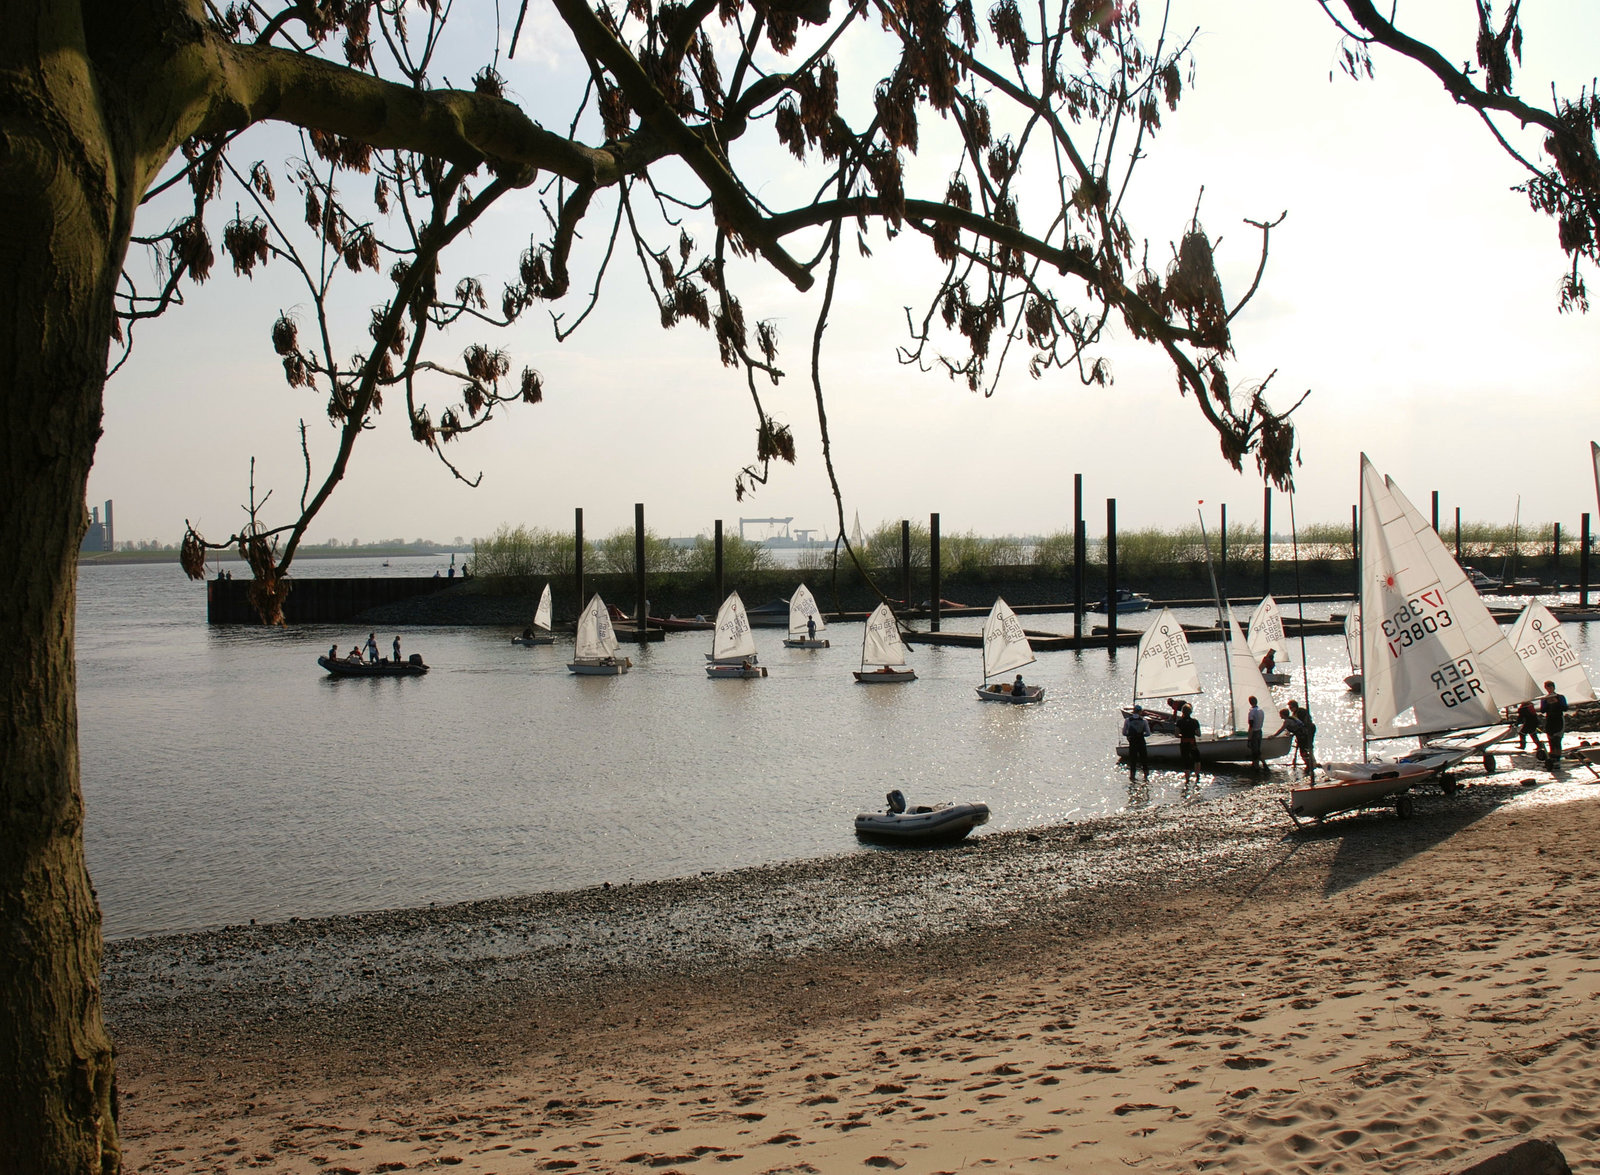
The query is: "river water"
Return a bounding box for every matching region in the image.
[75,557,1598,940]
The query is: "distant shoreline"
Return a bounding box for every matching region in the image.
[76,547,462,567]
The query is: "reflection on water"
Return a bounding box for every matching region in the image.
[74,560,1598,939]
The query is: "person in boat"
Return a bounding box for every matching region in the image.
[346,645,363,661]
[1286,699,1317,776]
[364,633,379,663]
[1540,681,1569,764]
[1175,703,1201,783]
[1258,648,1277,674]
[1012,673,1026,697]
[807,615,817,641]
[327,643,338,662]
[392,634,402,662]
[1166,697,1186,722]
[1516,700,1545,755]
[521,626,534,641]
[1122,705,1151,783]
[876,665,897,674]
[1246,695,1266,771]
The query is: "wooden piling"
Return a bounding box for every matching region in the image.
[1583,513,1591,606]
[930,513,942,633]
[1073,474,1084,646]
[900,520,911,609]
[1262,486,1272,599]
[1106,498,1118,653]
[714,519,724,604]
[634,502,647,628]
[575,507,585,609]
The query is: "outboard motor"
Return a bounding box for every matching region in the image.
[408,653,424,666]
[885,789,907,815]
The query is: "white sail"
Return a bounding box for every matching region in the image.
[788,584,825,637]
[534,583,553,632]
[861,602,908,667]
[574,594,619,660]
[1360,456,1538,739]
[1132,608,1201,699]
[711,591,758,661]
[850,510,866,549]
[1344,603,1362,673]
[981,597,1034,680]
[1508,602,1595,702]
[1246,595,1291,665]
[1592,441,1600,514]
[1226,604,1274,734]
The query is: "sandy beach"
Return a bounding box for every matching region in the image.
[107,763,1600,1173]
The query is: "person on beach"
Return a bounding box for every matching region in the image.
[1281,707,1316,779]
[1122,706,1151,782]
[392,634,402,662]
[1246,696,1266,770]
[365,633,379,663]
[1517,700,1545,755]
[1287,699,1317,776]
[1175,703,1201,782]
[1541,681,1568,764]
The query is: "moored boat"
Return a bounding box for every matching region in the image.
[1310,457,1538,821]
[854,791,990,843]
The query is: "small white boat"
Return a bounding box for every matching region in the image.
[1247,596,1293,688]
[706,592,768,678]
[512,583,556,645]
[781,584,830,648]
[854,791,990,843]
[567,594,631,675]
[976,598,1043,703]
[1310,457,1540,816]
[1342,606,1363,692]
[854,602,915,682]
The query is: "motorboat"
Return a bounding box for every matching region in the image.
[318,653,428,677]
[854,791,990,843]
[1087,588,1154,613]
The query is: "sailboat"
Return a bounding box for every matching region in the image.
[1497,495,1541,594]
[1507,602,1595,702]
[1246,595,1292,685]
[1342,604,1363,692]
[705,591,767,678]
[781,584,829,648]
[567,594,631,675]
[1116,607,1291,765]
[512,583,555,645]
[1299,457,1537,821]
[975,598,1043,702]
[854,602,915,682]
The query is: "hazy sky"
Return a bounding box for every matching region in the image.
[93,1,1600,549]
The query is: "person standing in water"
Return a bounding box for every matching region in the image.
[1122,706,1151,782]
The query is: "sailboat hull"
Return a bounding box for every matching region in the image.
[706,663,767,678]
[783,638,829,648]
[512,634,555,645]
[1117,733,1292,764]
[976,684,1044,703]
[568,658,630,675]
[855,668,916,683]
[1344,673,1363,692]
[1261,671,1292,686]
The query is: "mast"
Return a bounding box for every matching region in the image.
[1197,507,1236,732]
[1358,459,1370,762]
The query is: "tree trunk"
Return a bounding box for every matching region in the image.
[1,8,130,1169]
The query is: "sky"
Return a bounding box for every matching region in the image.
[91,0,1600,549]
